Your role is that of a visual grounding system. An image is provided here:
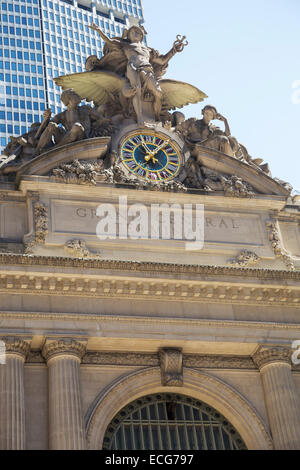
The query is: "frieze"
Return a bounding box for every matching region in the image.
[74,207,244,231]
[0,253,299,280]
[59,207,262,246]
[184,354,256,369]
[25,351,259,369]
[17,348,300,370]
[82,352,159,366]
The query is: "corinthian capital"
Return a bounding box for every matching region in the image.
[0,337,31,359]
[252,346,292,370]
[42,338,87,362]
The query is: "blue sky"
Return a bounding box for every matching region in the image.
[142,0,300,190]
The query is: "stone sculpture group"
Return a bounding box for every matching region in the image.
[0,23,290,195]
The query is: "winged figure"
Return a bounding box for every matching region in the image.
[54,24,207,124]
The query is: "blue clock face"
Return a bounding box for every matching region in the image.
[120,131,182,182]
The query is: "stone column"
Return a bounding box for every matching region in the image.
[0,337,30,450]
[42,339,87,450]
[253,347,300,450]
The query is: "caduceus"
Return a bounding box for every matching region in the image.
[173,35,189,52]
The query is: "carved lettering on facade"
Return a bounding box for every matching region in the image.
[75,207,243,232]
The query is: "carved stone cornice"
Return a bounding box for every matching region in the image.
[252,347,292,370]
[0,191,26,202]
[159,348,183,387]
[0,337,31,359]
[0,253,299,279]
[0,271,300,307]
[42,339,87,362]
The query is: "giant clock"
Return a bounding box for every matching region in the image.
[119,130,182,182]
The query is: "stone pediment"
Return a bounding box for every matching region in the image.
[8,137,290,199]
[15,137,110,186]
[191,145,291,197]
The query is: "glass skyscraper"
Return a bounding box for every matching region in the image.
[0,0,144,153]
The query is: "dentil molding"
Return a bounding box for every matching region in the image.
[0,272,300,306]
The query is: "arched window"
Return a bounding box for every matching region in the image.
[103,393,247,450]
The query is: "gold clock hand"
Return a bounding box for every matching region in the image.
[144,154,158,164]
[141,135,153,154]
[144,153,158,163]
[142,142,151,154]
[152,139,170,156]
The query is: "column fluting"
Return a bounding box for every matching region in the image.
[0,337,30,450]
[253,347,300,450]
[42,339,86,450]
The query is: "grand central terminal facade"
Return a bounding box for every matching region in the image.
[0,22,300,451]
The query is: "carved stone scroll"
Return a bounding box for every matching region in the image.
[24,201,48,255]
[159,348,183,387]
[266,220,296,271]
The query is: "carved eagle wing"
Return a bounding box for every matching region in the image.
[54,71,125,107]
[160,80,207,111]
[54,73,207,112]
